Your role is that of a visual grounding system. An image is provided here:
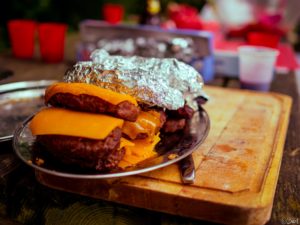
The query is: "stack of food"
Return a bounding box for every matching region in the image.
[29,50,206,172]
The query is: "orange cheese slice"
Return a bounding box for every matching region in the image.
[45,82,138,106]
[30,107,124,140]
[119,138,135,149]
[122,110,161,140]
[118,133,160,168]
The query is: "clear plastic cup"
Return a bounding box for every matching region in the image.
[7,20,36,59]
[238,46,279,91]
[38,23,67,63]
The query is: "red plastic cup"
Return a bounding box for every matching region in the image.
[102,3,124,24]
[247,32,280,49]
[7,19,36,59]
[38,23,67,63]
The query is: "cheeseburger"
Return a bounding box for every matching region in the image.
[30,50,206,172]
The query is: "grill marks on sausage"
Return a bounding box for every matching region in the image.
[47,93,140,122]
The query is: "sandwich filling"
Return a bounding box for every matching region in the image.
[30,107,124,140]
[45,82,138,106]
[45,82,140,121]
[30,82,168,171]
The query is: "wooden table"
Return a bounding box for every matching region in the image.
[0,55,299,225]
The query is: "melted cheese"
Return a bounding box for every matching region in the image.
[45,82,138,106]
[122,110,161,140]
[30,107,124,140]
[118,133,160,168]
[119,138,135,149]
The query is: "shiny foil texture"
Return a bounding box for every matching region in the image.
[64,50,205,110]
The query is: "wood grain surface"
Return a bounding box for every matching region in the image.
[35,86,292,225]
[0,54,299,225]
[211,74,300,225]
[268,74,300,224]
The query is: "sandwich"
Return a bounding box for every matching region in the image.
[29,82,167,171]
[29,50,206,172]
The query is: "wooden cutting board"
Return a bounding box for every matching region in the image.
[36,86,292,225]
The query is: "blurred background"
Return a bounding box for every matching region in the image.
[0,0,300,51]
[0,0,206,51]
[0,0,300,84]
[0,2,299,224]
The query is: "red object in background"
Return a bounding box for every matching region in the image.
[168,3,198,18]
[247,32,280,48]
[103,3,124,24]
[259,14,282,26]
[173,14,203,30]
[227,22,286,40]
[161,20,176,29]
[38,23,67,63]
[7,20,36,59]
[168,3,203,30]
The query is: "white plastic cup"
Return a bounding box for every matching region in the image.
[238,46,279,91]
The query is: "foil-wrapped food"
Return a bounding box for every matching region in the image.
[65,49,207,110]
[96,37,195,63]
[30,50,208,172]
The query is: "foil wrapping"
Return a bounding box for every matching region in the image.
[78,36,205,74]
[95,37,195,63]
[65,50,205,110]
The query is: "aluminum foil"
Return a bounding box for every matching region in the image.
[78,36,204,72]
[95,37,195,63]
[65,49,205,110]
